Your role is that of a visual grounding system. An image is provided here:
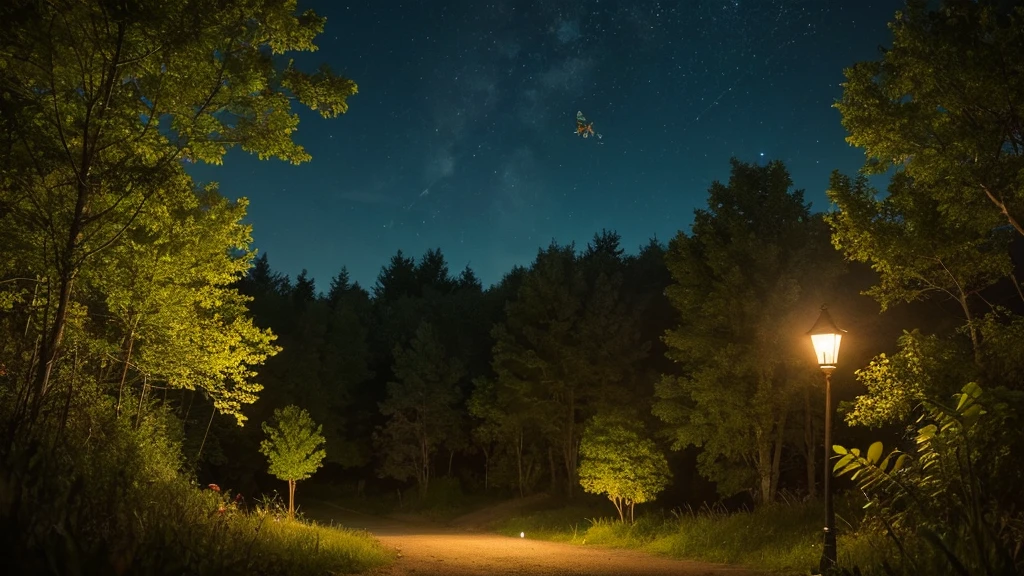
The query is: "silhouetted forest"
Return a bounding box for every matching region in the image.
[199,170,853,506]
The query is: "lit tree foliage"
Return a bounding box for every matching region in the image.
[655,159,837,503]
[842,330,973,429]
[259,405,327,520]
[0,0,357,413]
[831,0,1024,431]
[835,0,1024,239]
[578,415,670,524]
[93,181,278,424]
[826,171,1011,359]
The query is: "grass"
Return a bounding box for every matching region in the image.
[492,495,900,575]
[150,484,397,576]
[9,476,397,576]
[226,515,394,575]
[0,382,394,575]
[1,428,395,576]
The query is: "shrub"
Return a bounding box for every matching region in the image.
[0,386,391,575]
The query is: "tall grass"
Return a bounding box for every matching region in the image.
[0,389,394,575]
[103,480,396,576]
[494,497,898,575]
[496,502,610,543]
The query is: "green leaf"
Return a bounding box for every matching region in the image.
[878,453,893,473]
[834,453,855,472]
[892,454,910,472]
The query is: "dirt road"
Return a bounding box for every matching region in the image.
[305,501,762,576]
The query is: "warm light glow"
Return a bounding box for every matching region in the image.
[520,532,525,538]
[811,333,842,368]
[807,305,844,369]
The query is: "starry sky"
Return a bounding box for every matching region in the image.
[191,0,905,289]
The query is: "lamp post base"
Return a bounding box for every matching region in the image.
[819,526,837,573]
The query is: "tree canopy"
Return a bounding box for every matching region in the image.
[578,415,670,524]
[655,159,841,503]
[376,322,464,495]
[260,405,326,518]
[0,0,357,416]
[835,0,1024,237]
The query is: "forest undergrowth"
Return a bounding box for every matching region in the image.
[0,386,392,576]
[491,495,906,575]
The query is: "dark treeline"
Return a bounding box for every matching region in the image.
[195,159,879,509]
[212,229,674,500]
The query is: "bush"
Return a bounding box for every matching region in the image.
[0,386,392,576]
[834,383,1024,576]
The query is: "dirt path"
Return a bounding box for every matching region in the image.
[305,500,763,576]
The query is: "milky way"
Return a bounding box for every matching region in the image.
[190,0,904,288]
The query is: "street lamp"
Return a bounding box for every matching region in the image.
[808,304,844,573]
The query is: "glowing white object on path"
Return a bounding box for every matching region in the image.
[520,532,525,538]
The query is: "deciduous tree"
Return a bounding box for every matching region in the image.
[578,415,670,524]
[836,0,1024,239]
[655,159,838,503]
[259,405,327,519]
[94,183,279,425]
[0,0,357,415]
[376,323,464,495]
[827,171,1011,360]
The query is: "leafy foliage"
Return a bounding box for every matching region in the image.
[834,383,1024,575]
[827,172,1011,313]
[376,322,464,494]
[98,184,280,424]
[655,158,840,502]
[578,415,670,523]
[0,0,355,418]
[835,0,1024,238]
[260,405,326,519]
[826,171,1011,358]
[842,330,972,429]
[260,405,327,483]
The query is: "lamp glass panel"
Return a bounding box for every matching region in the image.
[811,333,842,367]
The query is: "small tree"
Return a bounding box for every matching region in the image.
[578,415,671,523]
[260,405,327,519]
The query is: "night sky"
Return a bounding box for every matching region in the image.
[191,0,904,289]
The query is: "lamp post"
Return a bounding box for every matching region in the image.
[808,304,844,573]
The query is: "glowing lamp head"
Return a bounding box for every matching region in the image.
[807,305,844,370]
